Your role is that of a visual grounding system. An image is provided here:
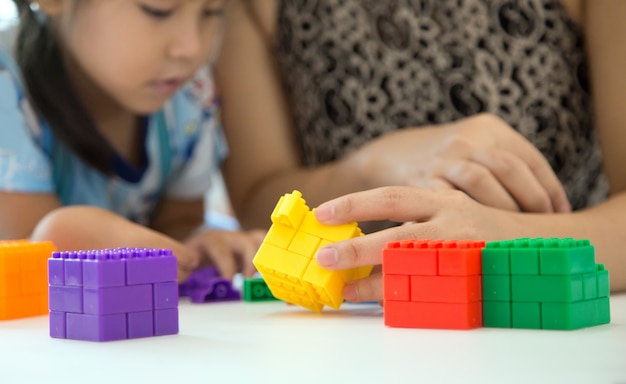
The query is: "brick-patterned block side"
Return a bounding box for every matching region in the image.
[48,248,178,342]
[1,240,56,320]
[382,239,486,330]
[481,238,611,330]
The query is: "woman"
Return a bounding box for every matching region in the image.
[217,0,625,295]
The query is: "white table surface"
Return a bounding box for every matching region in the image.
[1,294,625,384]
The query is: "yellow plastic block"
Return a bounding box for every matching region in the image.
[271,191,308,228]
[299,211,363,242]
[264,224,297,249]
[253,190,374,312]
[288,231,322,258]
[254,243,310,281]
[0,240,57,320]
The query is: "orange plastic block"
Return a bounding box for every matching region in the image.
[383,274,410,302]
[0,240,57,320]
[382,240,440,276]
[253,191,373,312]
[384,301,482,329]
[382,239,486,329]
[438,240,485,276]
[410,275,482,303]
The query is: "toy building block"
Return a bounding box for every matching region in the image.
[481,238,610,330]
[243,278,279,302]
[48,248,179,342]
[0,240,56,320]
[383,239,486,330]
[178,266,240,303]
[253,190,373,312]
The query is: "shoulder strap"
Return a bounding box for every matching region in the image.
[51,140,70,203]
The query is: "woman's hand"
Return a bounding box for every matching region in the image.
[313,186,522,303]
[344,113,570,213]
[184,228,266,279]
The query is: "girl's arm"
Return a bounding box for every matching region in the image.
[150,198,205,242]
[0,192,59,239]
[28,204,198,282]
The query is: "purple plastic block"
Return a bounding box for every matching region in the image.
[154,282,179,309]
[179,266,240,303]
[128,311,154,339]
[66,313,127,342]
[187,283,241,303]
[49,286,83,313]
[48,253,64,286]
[154,308,178,336]
[82,250,126,288]
[49,311,66,339]
[179,266,220,292]
[125,249,177,285]
[64,252,87,286]
[83,284,153,315]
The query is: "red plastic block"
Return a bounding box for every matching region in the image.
[410,275,482,303]
[438,240,485,276]
[384,300,482,329]
[382,240,440,275]
[383,274,410,302]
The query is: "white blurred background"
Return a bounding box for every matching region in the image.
[0,0,16,27]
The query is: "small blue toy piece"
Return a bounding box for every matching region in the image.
[179,266,241,303]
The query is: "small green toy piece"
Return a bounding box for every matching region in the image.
[243,278,280,302]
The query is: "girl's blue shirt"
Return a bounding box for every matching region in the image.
[0,47,227,224]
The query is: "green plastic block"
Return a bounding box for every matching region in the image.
[539,239,596,275]
[582,272,597,300]
[510,242,540,275]
[512,302,541,329]
[243,278,280,302]
[482,275,511,301]
[511,275,583,303]
[482,241,513,275]
[483,301,511,328]
[596,265,610,298]
[542,297,610,330]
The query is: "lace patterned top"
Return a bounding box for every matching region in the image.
[275,0,608,209]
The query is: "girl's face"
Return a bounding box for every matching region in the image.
[52,0,224,114]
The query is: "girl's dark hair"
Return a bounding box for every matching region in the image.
[13,0,113,174]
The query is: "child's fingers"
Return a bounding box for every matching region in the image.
[202,240,239,280]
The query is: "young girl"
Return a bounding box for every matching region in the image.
[0,0,264,281]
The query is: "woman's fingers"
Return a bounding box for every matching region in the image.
[314,186,450,225]
[343,272,383,303]
[316,219,443,270]
[498,130,571,213]
[440,158,519,212]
